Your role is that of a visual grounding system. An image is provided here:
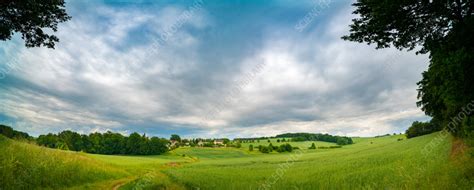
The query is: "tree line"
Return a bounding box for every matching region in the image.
[37,130,169,155]
[251,143,295,153]
[405,119,443,139]
[275,133,354,145]
[0,125,31,140]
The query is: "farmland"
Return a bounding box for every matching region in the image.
[1,133,472,189]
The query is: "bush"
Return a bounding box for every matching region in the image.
[317,146,342,149]
[235,142,242,148]
[249,144,254,151]
[276,144,293,152]
[260,146,270,153]
[309,143,316,149]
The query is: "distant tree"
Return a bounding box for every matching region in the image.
[282,138,286,142]
[235,141,242,148]
[406,120,443,138]
[58,130,83,151]
[277,139,281,143]
[0,0,71,48]
[284,143,293,152]
[267,139,271,143]
[0,125,14,138]
[249,144,254,151]
[126,133,142,155]
[0,124,30,139]
[170,134,181,142]
[260,146,270,153]
[37,133,59,148]
[336,138,349,145]
[309,143,316,149]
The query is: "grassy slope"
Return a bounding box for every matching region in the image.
[1,133,472,189]
[163,134,473,189]
[239,138,337,150]
[0,135,127,189]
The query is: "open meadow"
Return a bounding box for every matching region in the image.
[1,133,472,189]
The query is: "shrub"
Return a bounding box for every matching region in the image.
[260,146,270,153]
[249,144,253,151]
[309,143,316,149]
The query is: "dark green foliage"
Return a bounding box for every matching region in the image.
[170,134,181,142]
[0,125,30,139]
[276,133,353,145]
[309,143,316,149]
[259,146,270,153]
[406,120,443,138]
[342,0,473,54]
[318,146,342,149]
[0,0,71,48]
[268,143,274,152]
[235,142,242,148]
[249,144,253,151]
[37,130,169,155]
[343,0,474,139]
[277,139,280,143]
[260,143,293,153]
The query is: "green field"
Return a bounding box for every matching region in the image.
[1,133,473,189]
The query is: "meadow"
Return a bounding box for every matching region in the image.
[0,133,473,189]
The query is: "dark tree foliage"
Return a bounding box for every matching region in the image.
[343,0,474,138]
[406,119,443,138]
[37,130,169,155]
[0,124,30,139]
[275,133,354,145]
[342,0,473,54]
[1,0,71,48]
[170,134,181,142]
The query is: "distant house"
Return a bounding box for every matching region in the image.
[169,140,179,148]
[214,139,225,146]
[197,141,204,147]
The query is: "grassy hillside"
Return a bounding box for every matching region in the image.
[0,135,127,189]
[240,138,337,150]
[1,133,472,189]
[162,134,473,189]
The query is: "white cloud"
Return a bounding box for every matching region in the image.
[0,1,430,138]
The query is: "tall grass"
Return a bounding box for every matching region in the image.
[163,133,474,189]
[0,135,128,189]
[1,133,472,189]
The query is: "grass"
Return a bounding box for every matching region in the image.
[0,135,127,189]
[0,133,473,189]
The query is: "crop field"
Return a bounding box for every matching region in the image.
[0,133,473,190]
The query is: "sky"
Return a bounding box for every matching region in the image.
[0,0,430,138]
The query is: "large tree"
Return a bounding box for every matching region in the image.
[1,0,71,48]
[343,0,474,138]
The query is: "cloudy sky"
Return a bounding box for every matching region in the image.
[0,0,430,138]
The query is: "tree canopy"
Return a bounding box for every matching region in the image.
[276,133,354,145]
[0,124,30,139]
[344,0,474,138]
[1,0,71,48]
[37,130,169,155]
